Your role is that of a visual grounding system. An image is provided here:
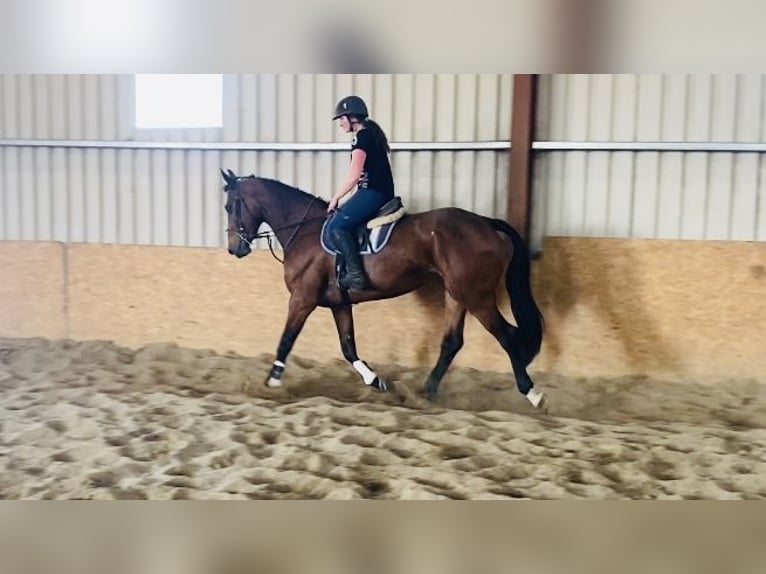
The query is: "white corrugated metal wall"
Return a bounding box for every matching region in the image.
[6,73,764,253]
[532,74,766,250]
[0,74,513,248]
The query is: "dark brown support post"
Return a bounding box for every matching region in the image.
[507,74,538,242]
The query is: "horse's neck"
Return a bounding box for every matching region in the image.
[257,180,325,250]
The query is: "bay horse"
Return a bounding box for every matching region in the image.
[220,169,546,408]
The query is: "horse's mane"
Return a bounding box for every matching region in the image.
[253,176,329,208]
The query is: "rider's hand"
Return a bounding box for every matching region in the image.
[327,197,338,213]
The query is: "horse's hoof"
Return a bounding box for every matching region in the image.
[368,377,388,392]
[265,377,283,388]
[526,388,545,408]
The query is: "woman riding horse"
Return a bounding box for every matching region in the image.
[325,95,395,291]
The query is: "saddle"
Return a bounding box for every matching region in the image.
[320,196,407,256]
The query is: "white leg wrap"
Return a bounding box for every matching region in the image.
[526,388,544,408]
[267,360,285,388]
[353,360,377,385]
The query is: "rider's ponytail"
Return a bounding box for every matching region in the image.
[362,118,390,153]
[347,115,390,154]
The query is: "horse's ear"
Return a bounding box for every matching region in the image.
[227,169,236,179]
[220,168,235,189]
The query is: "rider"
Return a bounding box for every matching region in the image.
[326,95,395,290]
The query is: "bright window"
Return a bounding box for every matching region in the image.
[135,74,223,129]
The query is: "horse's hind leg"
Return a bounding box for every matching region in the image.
[331,305,388,392]
[470,303,545,408]
[424,294,467,401]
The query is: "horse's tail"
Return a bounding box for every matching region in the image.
[489,218,544,365]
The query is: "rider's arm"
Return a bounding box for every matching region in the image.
[328,149,366,210]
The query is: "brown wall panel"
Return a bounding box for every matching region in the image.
[2,239,764,385]
[532,237,766,383]
[0,242,66,339]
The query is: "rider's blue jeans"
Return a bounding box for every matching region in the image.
[327,188,391,233]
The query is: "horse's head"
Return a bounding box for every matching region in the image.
[221,169,264,258]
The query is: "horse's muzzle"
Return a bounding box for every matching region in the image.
[229,242,251,258]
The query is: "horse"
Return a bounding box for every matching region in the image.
[220,169,546,408]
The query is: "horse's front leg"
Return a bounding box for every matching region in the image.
[265,296,316,388]
[331,305,388,392]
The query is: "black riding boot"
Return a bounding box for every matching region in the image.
[331,228,368,290]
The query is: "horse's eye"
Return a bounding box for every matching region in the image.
[225,204,232,213]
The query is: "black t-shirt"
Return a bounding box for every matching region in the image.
[351,128,395,199]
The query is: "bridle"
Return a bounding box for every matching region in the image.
[225,177,324,264]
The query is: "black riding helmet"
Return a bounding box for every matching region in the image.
[333,95,368,120]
